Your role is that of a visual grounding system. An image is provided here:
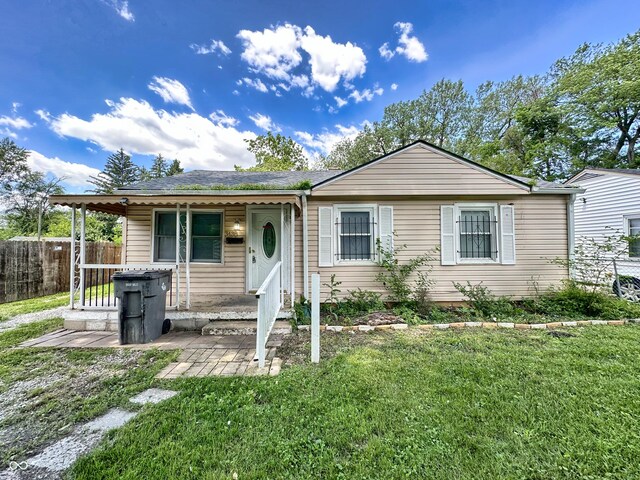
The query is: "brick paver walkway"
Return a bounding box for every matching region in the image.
[19,329,284,378]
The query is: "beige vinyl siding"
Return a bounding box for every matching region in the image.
[313,144,528,196]
[295,195,569,302]
[126,205,247,305]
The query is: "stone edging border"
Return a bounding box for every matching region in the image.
[297,319,640,332]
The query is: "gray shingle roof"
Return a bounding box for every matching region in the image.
[507,174,572,189]
[117,170,342,191]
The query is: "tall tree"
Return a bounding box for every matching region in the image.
[0,137,30,195]
[238,132,308,171]
[166,159,184,176]
[88,148,139,194]
[553,30,640,167]
[149,154,169,178]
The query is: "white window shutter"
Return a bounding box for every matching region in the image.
[500,204,516,265]
[440,205,456,265]
[378,206,394,257]
[318,206,334,267]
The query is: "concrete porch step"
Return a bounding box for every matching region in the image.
[202,320,292,336]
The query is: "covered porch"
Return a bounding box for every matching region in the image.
[50,190,309,367]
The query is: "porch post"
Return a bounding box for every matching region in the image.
[69,203,76,309]
[302,193,309,299]
[280,204,285,306]
[79,203,86,308]
[290,202,295,307]
[186,204,191,310]
[175,204,180,309]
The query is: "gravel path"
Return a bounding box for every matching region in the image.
[0,307,67,333]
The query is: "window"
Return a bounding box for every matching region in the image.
[457,205,497,262]
[628,217,640,258]
[154,212,179,262]
[191,212,222,263]
[337,207,375,261]
[153,210,222,263]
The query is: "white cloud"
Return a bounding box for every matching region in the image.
[248,113,280,132]
[334,96,348,108]
[35,109,51,121]
[190,39,231,56]
[148,77,194,110]
[391,83,398,91]
[236,24,367,94]
[237,23,303,80]
[379,42,395,60]
[11,102,21,114]
[0,114,32,138]
[209,109,238,127]
[101,0,134,22]
[238,77,268,93]
[295,124,360,156]
[380,22,428,63]
[49,97,257,170]
[348,85,383,103]
[27,150,101,188]
[299,26,367,92]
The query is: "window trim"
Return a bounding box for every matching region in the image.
[624,213,640,259]
[454,203,500,265]
[333,204,378,265]
[150,208,225,265]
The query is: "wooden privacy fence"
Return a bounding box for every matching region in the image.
[0,240,121,304]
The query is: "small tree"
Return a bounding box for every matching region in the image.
[149,154,169,178]
[0,137,30,195]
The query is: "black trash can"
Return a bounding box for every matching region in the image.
[112,270,172,344]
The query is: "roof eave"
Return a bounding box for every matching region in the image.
[531,186,585,194]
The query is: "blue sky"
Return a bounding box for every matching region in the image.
[0,0,636,192]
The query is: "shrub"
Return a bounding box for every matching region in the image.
[340,289,385,315]
[536,282,640,319]
[453,281,516,319]
[293,296,311,325]
[376,238,435,304]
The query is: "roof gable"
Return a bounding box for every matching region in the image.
[566,168,640,184]
[312,141,531,196]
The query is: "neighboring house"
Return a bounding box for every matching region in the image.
[565,168,640,296]
[50,140,581,315]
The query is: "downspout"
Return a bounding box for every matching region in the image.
[567,193,576,279]
[302,192,309,299]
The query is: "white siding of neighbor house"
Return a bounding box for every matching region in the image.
[573,173,640,241]
[295,195,569,302]
[572,172,640,273]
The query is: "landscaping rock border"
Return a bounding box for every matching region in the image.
[297,318,640,332]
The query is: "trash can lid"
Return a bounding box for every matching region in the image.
[112,270,172,280]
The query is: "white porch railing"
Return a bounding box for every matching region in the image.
[255,261,282,368]
[75,263,178,309]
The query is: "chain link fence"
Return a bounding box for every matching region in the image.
[612,259,640,302]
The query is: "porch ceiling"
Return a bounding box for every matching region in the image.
[49,192,302,215]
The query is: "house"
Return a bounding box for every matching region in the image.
[565,168,640,297]
[50,141,581,360]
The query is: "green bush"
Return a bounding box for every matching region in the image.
[453,281,517,319]
[340,289,385,315]
[536,282,640,319]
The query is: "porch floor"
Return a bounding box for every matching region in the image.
[19,329,284,377]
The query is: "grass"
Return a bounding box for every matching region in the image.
[0,282,117,322]
[0,292,69,322]
[71,326,640,479]
[0,318,177,464]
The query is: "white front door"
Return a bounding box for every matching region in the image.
[249,209,281,290]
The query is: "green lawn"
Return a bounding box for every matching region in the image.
[0,292,69,322]
[0,318,177,464]
[71,326,640,479]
